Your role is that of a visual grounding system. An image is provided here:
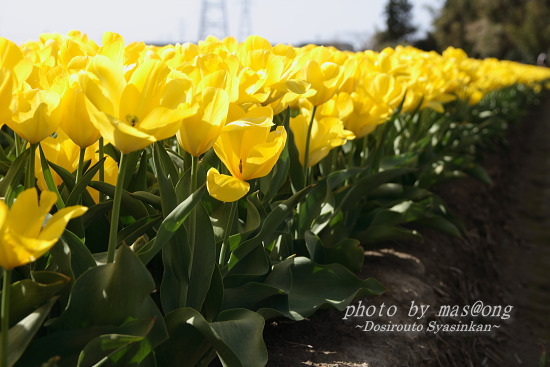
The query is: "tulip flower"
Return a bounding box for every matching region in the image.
[290,101,355,168]
[207,119,286,202]
[0,188,86,367]
[58,74,101,148]
[0,188,87,270]
[78,55,196,154]
[7,86,61,144]
[176,87,229,157]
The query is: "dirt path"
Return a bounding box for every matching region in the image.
[263,96,550,366]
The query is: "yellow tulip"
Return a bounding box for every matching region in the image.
[207,120,286,202]
[0,188,87,269]
[7,86,61,144]
[79,55,196,154]
[58,74,101,148]
[176,87,229,157]
[301,60,342,106]
[0,38,32,123]
[290,101,355,167]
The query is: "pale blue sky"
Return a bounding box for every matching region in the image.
[0,0,441,48]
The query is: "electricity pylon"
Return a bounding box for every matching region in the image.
[239,0,252,41]
[198,0,228,40]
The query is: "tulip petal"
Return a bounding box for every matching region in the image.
[7,189,56,238]
[39,205,88,242]
[206,168,250,203]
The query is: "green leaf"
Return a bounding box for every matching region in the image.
[126,150,149,192]
[203,264,224,321]
[155,141,179,187]
[130,191,162,211]
[224,257,386,321]
[285,121,305,192]
[157,308,267,367]
[260,142,290,203]
[88,181,149,220]
[136,185,206,265]
[4,297,57,367]
[463,163,493,185]
[187,203,216,310]
[354,224,422,244]
[324,238,365,272]
[18,319,157,367]
[227,186,311,272]
[48,246,167,351]
[65,158,105,207]
[77,319,155,367]
[38,144,65,209]
[4,272,69,326]
[56,230,97,279]
[117,215,162,247]
[225,192,262,249]
[0,149,28,198]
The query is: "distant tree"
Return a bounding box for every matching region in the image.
[372,0,417,49]
[432,0,550,62]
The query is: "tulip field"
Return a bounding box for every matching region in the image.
[0,31,549,366]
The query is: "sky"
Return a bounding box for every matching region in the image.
[0,0,442,49]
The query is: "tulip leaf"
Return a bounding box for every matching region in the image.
[77,319,155,367]
[4,297,57,367]
[155,141,179,187]
[130,191,162,210]
[117,215,162,247]
[187,203,216,310]
[50,231,96,281]
[0,148,28,199]
[157,308,267,367]
[126,149,149,192]
[284,121,305,192]
[354,224,423,244]
[48,245,167,350]
[203,264,224,321]
[4,272,69,326]
[136,185,206,265]
[64,158,105,207]
[223,256,386,321]
[160,224,191,313]
[259,143,290,203]
[18,319,157,367]
[227,192,263,248]
[38,144,65,209]
[340,168,415,211]
[88,181,149,219]
[226,186,311,272]
[324,238,365,273]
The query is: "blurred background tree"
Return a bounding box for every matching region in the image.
[372,0,417,48]
[372,0,550,63]
[432,0,550,62]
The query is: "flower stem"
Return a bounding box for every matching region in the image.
[25,143,38,189]
[14,135,22,157]
[75,147,86,184]
[1,269,11,367]
[106,153,129,263]
[219,201,237,266]
[303,105,317,187]
[98,138,105,202]
[189,155,199,254]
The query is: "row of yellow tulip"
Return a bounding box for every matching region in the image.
[2,32,549,205]
[1,30,548,367]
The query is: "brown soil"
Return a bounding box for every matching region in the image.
[263,97,550,367]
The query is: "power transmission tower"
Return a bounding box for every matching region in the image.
[239,0,253,41]
[198,0,228,40]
